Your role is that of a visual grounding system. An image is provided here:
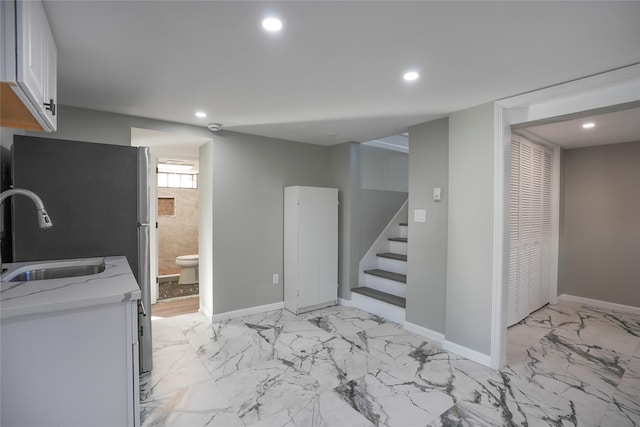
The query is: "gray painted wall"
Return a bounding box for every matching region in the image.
[211,132,331,313]
[560,141,640,307]
[406,118,449,334]
[360,145,408,192]
[328,142,360,299]
[358,189,407,259]
[446,103,495,356]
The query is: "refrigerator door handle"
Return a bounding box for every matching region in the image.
[137,300,147,317]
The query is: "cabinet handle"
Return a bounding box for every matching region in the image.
[44,99,56,116]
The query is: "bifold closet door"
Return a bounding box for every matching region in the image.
[507,137,552,326]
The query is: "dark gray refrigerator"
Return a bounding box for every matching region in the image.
[11,135,153,375]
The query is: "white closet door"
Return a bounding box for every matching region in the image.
[540,150,553,306]
[507,140,520,326]
[507,137,552,326]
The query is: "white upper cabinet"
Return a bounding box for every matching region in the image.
[1,0,57,131]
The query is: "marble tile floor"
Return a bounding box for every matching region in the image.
[140,301,640,426]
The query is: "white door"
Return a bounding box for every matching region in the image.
[507,136,553,326]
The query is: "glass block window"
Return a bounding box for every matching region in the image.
[157,172,198,189]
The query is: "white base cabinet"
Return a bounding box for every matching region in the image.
[284,186,338,314]
[1,301,140,426]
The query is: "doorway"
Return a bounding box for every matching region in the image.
[156,157,200,301]
[492,65,640,369]
[130,128,212,318]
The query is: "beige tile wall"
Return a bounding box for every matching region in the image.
[158,187,199,275]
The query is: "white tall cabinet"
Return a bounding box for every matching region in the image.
[284,186,338,314]
[507,136,553,326]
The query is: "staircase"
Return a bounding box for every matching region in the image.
[351,203,408,324]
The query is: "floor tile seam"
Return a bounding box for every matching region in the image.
[140,374,224,406]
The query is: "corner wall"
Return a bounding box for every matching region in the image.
[446,103,495,356]
[406,117,449,334]
[559,141,640,307]
[328,142,360,299]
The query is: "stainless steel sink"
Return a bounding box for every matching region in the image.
[1,258,106,282]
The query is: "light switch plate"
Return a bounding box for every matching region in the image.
[414,209,426,223]
[433,187,442,201]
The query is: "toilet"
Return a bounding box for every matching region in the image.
[175,254,199,284]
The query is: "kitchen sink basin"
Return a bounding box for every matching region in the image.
[1,258,106,282]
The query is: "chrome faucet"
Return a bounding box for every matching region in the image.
[0,188,53,228]
[0,188,53,273]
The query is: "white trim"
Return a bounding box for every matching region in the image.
[490,102,507,370]
[403,321,444,344]
[443,340,491,367]
[362,139,409,154]
[557,294,640,315]
[210,301,285,322]
[497,65,640,112]
[338,297,353,307]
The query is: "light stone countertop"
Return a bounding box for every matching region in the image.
[0,256,141,320]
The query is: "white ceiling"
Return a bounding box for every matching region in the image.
[43,1,640,146]
[520,107,640,149]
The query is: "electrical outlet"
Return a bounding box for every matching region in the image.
[272,274,279,284]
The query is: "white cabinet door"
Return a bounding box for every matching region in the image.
[284,186,338,314]
[16,0,46,106]
[14,0,57,131]
[42,16,57,129]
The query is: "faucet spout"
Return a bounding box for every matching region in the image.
[0,188,53,228]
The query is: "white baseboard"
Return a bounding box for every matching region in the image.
[338,297,353,307]
[199,304,213,322]
[557,294,640,315]
[442,340,491,368]
[211,301,285,322]
[403,321,445,344]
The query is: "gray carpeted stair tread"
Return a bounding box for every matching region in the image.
[351,287,406,308]
[388,237,407,243]
[376,252,407,262]
[364,269,406,283]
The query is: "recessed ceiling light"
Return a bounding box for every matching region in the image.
[582,122,595,129]
[262,17,282,32]
[195,111,207,118]
[403,71,420,81]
